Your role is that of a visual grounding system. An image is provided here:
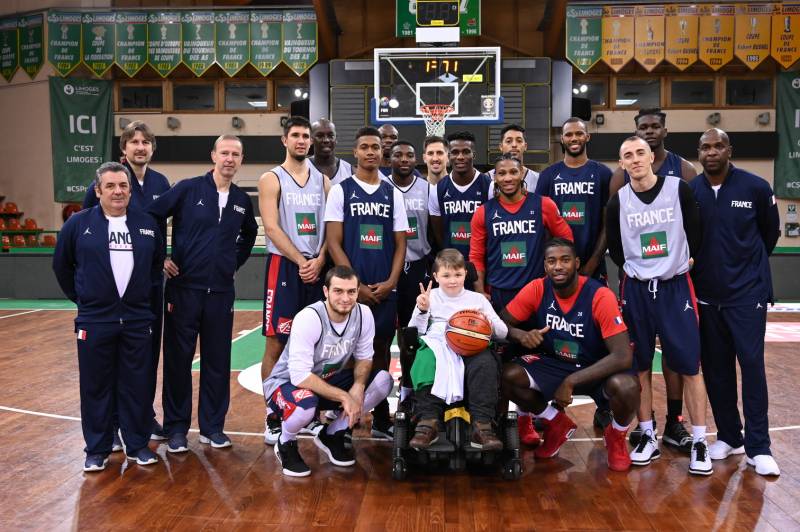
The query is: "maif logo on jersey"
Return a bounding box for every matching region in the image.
[449,221,470,246]
[321,361,343,380]
[359,224,383,249]
[553,339,580,362]
[640,231,669,259]
[406,217,418,240]
[501,241,527,267]
[295,213,317,236]
[561,201,586,225]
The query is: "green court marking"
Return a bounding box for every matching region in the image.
[0,299,76,310]
[193,327,264,371]
[652,349,663,374]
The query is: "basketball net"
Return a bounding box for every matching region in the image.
[420,104,454,137]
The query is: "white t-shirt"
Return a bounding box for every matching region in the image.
[106,215,134,298]
[427,169,481,216]
[409,287,508,340]
[712,184,721,198]
[323,175,409,232]
[218,190,229,221]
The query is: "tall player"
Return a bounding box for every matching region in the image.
[422,136,449,185]
[309,118,353,186]
[610,109,696,452]
[259,116,329,443]
[606,136,711,476]
[488,124,540,195]
[324,126,408,439]
[691,128,780,476]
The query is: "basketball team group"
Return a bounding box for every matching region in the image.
[52,111,780,479]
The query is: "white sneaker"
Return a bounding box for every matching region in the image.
[299,419,325,436]
[689,440,713,476]
[630,429,660,466]
[708,439,745,460]
[264,415,281,445]
[746,455,780,476]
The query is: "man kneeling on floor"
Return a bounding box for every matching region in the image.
[500,238,640,471]
[262,265,393,477]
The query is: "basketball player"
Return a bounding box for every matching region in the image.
[149,135,258,453]
[259,116,329,443]
[422,135,449,185]
[54,162,164,470]
[500,238,639,471]
[691,128,780,476]
[378,123,423,179]
[606,136,711,475]
[324,126,408,439]
[264,266,393,477]
[488,124,540,195]
[610,109,696,453]
[309,118,353,186]
[429,131,492,259]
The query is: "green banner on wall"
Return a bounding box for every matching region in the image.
[19,14,43,79]
[147,12,181,77]
[49,77,113,203]
[115,12,148,77]
[250,11,282,76]
[215,11,249,76]
[182,11,215,76]
[282,10,317,76]
[565,5,603,73]
[82,12,115,77]
[775,72,800,198]
[47,11,82,76]
[395,0,481,37]
[0,17,18,82]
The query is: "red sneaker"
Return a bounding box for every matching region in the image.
[518,414,541,446]
[534,411,576,459]
[604,424,632,472]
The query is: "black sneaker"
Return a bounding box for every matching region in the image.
[199,432,232,448]
[126,446,158,466]
[662,417,693,454]
[274,440,311,477]
[593,408,613,429]
[150,420,167,441]
[83,453,109,472]
[265,414,281,445]
[344,428,353,449]
[314,429,355,466]
[371,418,394,440]
[629,412,657,446]
[167,433,189,453]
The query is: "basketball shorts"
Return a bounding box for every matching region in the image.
[397,258,431,329]
[620,273,701,376]
[262,253,324,342]
[513,354,608,406]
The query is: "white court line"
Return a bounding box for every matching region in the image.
[0,309,42,320]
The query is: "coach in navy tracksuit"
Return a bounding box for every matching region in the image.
[54,162,164,471]
[148,135,257,452]
[691,128,781,476]
[83,121,170,440]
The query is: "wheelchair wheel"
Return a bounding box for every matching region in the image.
[393,411,409,452]
[503,411,520,451]
[392,457,408,480]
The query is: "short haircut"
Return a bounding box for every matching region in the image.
[634,108,667,126]
[95,161,131,189]
[324,265,360,288]
[433,248,466,273]
[354,126,382,142]
[119,120,156,152]
[495,153,523,168]
[562,117,587,130]
[283,115,311,136]
[390,140,415,153]
[544,237,577,257]
[500,124,526,140]
[446,131,476,144]
[423,135,448,151]
[213,134,243,152]
[619,135,648,156]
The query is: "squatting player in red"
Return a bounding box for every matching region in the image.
[500,238,640,472]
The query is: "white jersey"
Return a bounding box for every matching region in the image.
[385,175,431,262]
[312,158,353,187]
[265,164,326,258]
[488,167,540,197]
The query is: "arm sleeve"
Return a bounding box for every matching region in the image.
[541,196,574,241]
[408,304,431,333]
[149,216,166,286]
[287,308,323,386]
[481,297,508,339]
[82,186,98,210]
[504,279,543,323]
[599,164,612,206]
[756,182,780,255]
[605,194,624,268]
[469,205,487,272]
[678,180,702,257]
[323,184,344,222]
[392,188,410,232]
[427,183,441,216]
[52,218,78,302]
[236,198,258,269]
[591,287,628,338]
[147,181,183,223]
[354,305,377,360]
[533,168,551,197]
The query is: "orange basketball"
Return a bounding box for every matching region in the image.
[445,309,492,357]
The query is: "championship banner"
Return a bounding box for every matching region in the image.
[19,14,43,79]
[634,5,665,71]
[49,77,112,203]
[114,12,147,77]
[734,3,774,69]
[601,6,634,72]
[250,11,282,76]
[215,11,249,77]
[47,12,82,76]
[281,10,317,76]
[396,0,481,37]
[147,12,181,77]
[775,72,800,198]
[566,5,602,73]
[771,3,800,69]
[82,12,115,77]
[698,4,735,70]
[182,11,215,77]
[665,4,699,70]
[0,18,18,82]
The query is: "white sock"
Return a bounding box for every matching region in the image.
[400,386,413,402]
[692,425,706,442]
[611,418,628,432]
[535,404,558,421]
[639,420,654,434]
[279,405,315,444]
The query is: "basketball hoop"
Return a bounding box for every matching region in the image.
[420,104,454,137]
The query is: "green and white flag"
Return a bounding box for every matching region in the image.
[282,10,317,76]
[47,11,82,76]
[115,12,148,77]
[19,14,43,79]
[147,12,181,77]
[250,11,282,76]
[215,11,249,76]
[182,11,215,77]
[82,12,115,77]
[775,72,800,198]
[0,17,18,82]
[565,5,602,73]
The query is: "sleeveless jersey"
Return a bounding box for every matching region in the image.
[263,301,365,399]
[341,177,396,285]
[624,150,683,184]
[387,175,431,262]
[436,172,491,258]
[326,159,353,187]
[485,193,546,289]
[536,277,608,366]
[265,164,325,257]
[619,175,689,280]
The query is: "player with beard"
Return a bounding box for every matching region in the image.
[422,136,449,185]
[500,238,639,470]
[309,118,353,187]
[488,124,541,196]
[378,123,423,179]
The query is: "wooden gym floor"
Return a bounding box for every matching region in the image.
[1,302,799,531]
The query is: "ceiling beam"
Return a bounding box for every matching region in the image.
[313,0,340,61]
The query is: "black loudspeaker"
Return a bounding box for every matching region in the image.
[290,99,310,118]
[571,97,592,121]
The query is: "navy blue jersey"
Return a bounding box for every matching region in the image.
[435,172,491,258]
[341,177,396,285]
[624,150,684,184]
[535,160,611,273]
[484,193,545,289]
[689,165,780,306]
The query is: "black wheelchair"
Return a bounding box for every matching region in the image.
[390,326,523,481]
